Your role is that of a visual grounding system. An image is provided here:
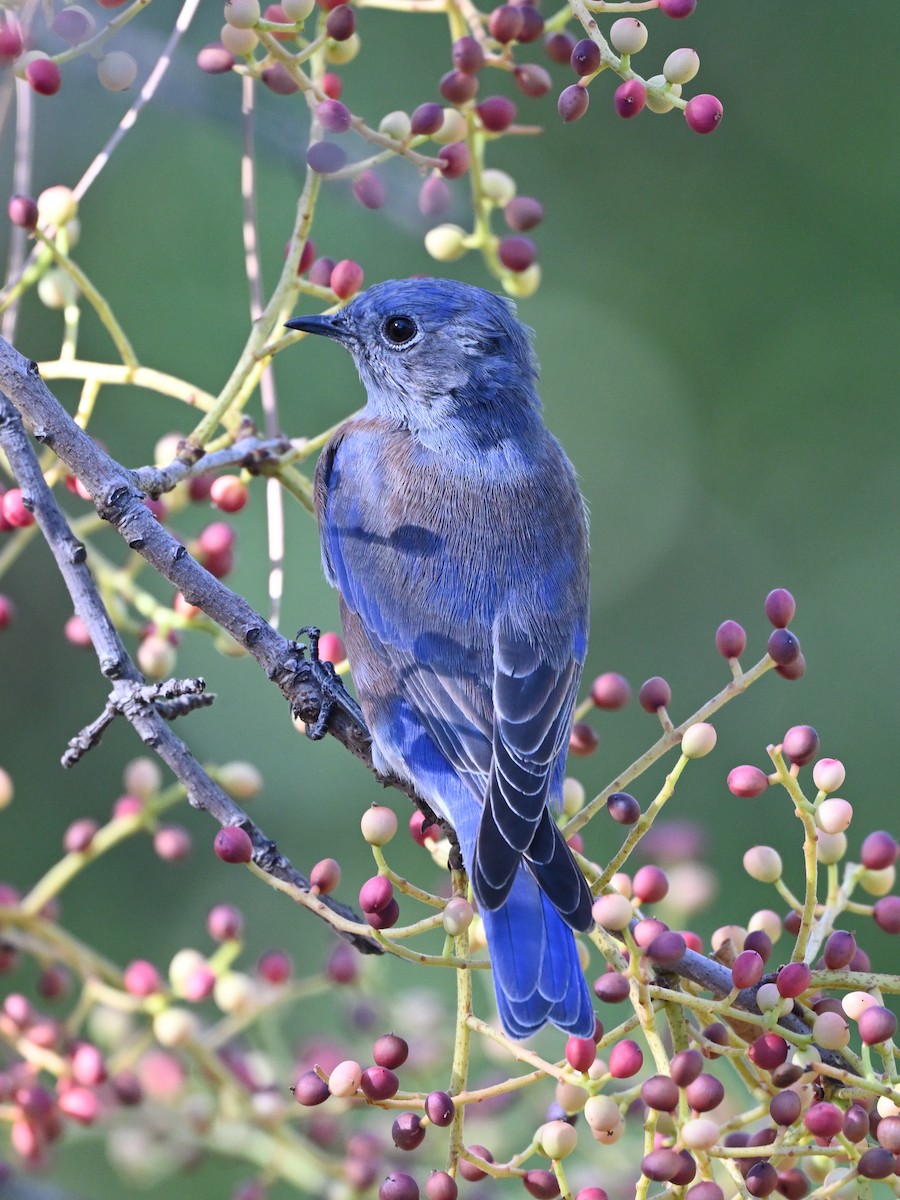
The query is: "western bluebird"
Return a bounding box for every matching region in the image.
[286,278,594,1039]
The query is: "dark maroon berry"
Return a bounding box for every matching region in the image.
[782,725,819,765]
[592,971,629,1003]
[410,103,444,136]
[641,1150,683,1183]
[452,36,484,74]
[373,1033,409,1068]
[424,1091,455,1126]
[439,69,479,104]
[544,31,576,64]
[360,1066,400,1100]
[477,95,516,132]
[859,1005,897,1045]
[514,63,551,97]
[764,588,796,628]
[822,930,856,970]
[498,235,536,272]
[514,8,544,42]
[776,961,811,998]
[380,1173,420,1200]
[568,721,598,755]
[8,194,39,229]
[638,676,671,712]
[670,1048,703,1087]
[524,1170,559,1199]
[606,791,640,824]
[504,196,543,232]
[767,629,800,666]
[646,931,685,965]
[862,831,899,871]
[570,38,600,76]
[558,83,588,123]
[715,620,746,658]
[776,652,805,680]
[732,950,764,989]
[843,1103,870,1142]
[858,1148,895,1180]
[293,1070,330,1105]
[745,1163,778,1197]
[325,5,356,39]
[392,1112,425,1151]
[749,1034,788,1071]
[744,929,773,963]
[438,143,469,179]
[641,1074,679,1112]
[774,1170,808,1200]
[685,1073,725,1112]
[769,1090,802,1126]
[874,896,900,934]
[366,899,400,929]
[488,5,523,43]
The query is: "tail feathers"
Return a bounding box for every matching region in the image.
[481,866,594,1039]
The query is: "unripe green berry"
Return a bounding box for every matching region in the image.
[539,1119,577,1159]
[562,776,585,817]
[743,845,782,883]
[97,50,138,91]
[610,18,647,54]
[645,75,680,114]
[37,185,78,228]
[224,0,260,29]
[38,268,78,310]
[681,722,716,758]
[379,110,411,141]
[425,224,467,262]
[281,0,316,18]
[859,865,896,897]
[325,32,360,64]
[442,896,474,935]
[480,168,516,205]
[221,23,259,54]
[360,804,398,845]
[663,47,699,84]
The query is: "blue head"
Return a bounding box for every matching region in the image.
[286,278,541,436]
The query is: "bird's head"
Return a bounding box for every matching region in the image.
[285,278,541,435]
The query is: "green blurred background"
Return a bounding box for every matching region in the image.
[0,2,898,1196]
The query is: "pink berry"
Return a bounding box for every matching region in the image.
[558,84,589,123]
[0,22,24,67]
[608,1038,643,1078]
[727,765,769,798]
[565,1035,596,1072]
[197,43,235,74]
[123,960,162,996]
[210,474,248,513]
[0,595,16,631]
[2,488,35,528]
[684,94,723,134]
[633,864,668,904]
[861,831,899,870]
[8,194,38,229]
[764,587,796,628]
[591,671,630,709]
[330,259,364,299]
[714,620,746,658]
[207,903,244,940]
[438,143,469,179]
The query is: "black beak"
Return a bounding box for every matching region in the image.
[284,313,351,341]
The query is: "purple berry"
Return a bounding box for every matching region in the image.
[858,1148,896,1180]
[8,194,39,229]
[306,141,348,174]
[641,1150,683,1183]
[380,1173,420,1200]
[515,8,543,43]
[392,1113,425,1151]
[293,1070,330,1105]
[373,1033,409,1068]
[352,170,386,209]
[488,5,522,43]
[638,676,671,712]
[769,1090,802,1126]
[804,1101,843,1139]
[592,971,629,1003]
[317,98,351,133]
[874,896,900,933]
[424,1090,455,1126]
[545,31,576,65]
[452,36,484,74]
[325,4,356,39]
[782,725,819,765]
[684,1073,724,1112]
[858,1005,897,1046]
[514,64,551,97]
[715,620,746,658]
[670,1048,703,1087]
[862,831,899,870]
[360,1066,400,1100]
[767,628,800,665]
[439,69,479,104]
[764,588,796,628]
[606,791,640,824]
[214,826,253,863]
[523,1170,559,1199]
[745,1163,777,1198]
[425,1173,458,1200]
[731,949,763,989]
[776,961,811,998]
[822,930,856,970]
[410,103,444,136]
[748,1033,788,1071]
[558,84,589,123]
[570,38,600,77]
[438,143,469,179]
[646,931,685,965]
[640,1074,679,1112]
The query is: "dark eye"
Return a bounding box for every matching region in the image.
[382,315,418,346]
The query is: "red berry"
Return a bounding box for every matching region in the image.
[476,96,517,133]
[2,488,34,528]
[0,595,16,631]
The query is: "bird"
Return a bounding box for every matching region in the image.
[285,277,595,1039]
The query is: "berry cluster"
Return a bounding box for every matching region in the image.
[0,3,138,97]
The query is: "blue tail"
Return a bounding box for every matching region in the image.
[480,865,594,1039]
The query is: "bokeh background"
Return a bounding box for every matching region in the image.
[1,2,898,1196]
